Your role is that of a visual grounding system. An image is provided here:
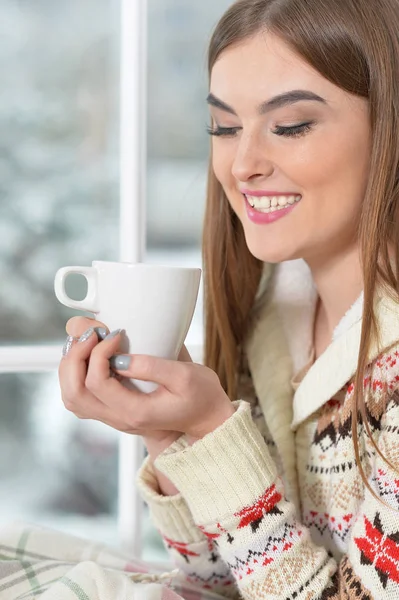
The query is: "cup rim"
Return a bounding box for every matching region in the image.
[92,260,201,272]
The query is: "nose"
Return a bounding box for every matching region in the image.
[231,131,274,183]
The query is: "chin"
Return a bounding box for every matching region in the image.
[244,235,301,264]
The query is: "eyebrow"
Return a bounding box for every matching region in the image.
[206,90,327,115]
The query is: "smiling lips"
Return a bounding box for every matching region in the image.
[240,191,302,224]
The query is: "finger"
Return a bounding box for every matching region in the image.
[60,353,128,426]
[85,330,156,428]
[59,338,93,412]
[66,316,108,340]
[62,335,78,358]
[59,328,143,428]
[108,354,189,392]
[65,326,101,364]
[85,329,130,396]
[60,328,111,417]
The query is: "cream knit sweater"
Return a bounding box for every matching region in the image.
[137,259,399,599]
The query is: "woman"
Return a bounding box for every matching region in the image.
[60,0,399,598]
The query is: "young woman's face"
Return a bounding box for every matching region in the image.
[209,33,371,265]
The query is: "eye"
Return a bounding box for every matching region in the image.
[206,125,241,138]
[272,121,315,138]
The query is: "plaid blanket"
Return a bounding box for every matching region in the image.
[0,522,222,600]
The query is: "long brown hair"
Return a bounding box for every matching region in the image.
[202,0,399,502]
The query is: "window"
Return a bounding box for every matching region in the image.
[0,0,231,560]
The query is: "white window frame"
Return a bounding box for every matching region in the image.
[0,0,203,559]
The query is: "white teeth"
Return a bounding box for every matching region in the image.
[263,197,271,209]
[247,196,270,208]
[246,194,302,212]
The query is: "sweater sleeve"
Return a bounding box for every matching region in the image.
[154,398,399,599]
[136,455,240,598]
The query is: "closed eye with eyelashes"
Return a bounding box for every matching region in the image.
[206,121,315,138]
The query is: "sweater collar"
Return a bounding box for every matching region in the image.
[246,260,399,431]
[291,289,399,429]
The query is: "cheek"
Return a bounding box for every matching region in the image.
[212,142,234,187]
[287,127,370,210]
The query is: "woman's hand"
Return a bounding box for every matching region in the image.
[60,317,234,445]
[61,317,184,453]
[60,317,195,496]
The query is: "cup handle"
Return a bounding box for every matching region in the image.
[54,266,99,313]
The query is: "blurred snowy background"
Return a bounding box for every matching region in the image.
[0,0,231,561]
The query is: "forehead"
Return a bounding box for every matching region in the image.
[210,33,334,105]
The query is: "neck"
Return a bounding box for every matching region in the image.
[306,243,363,353]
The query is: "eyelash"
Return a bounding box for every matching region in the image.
[206,122,314,139]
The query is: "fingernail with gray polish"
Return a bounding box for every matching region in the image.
[94,327,108,341]
[105,329,122,340]
[62,335,77,357]
[78,327,95,343]
[110,355,131,371]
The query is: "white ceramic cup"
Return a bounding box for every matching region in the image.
[54,260,201,393]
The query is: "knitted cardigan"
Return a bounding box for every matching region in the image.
[137,259,399,599]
